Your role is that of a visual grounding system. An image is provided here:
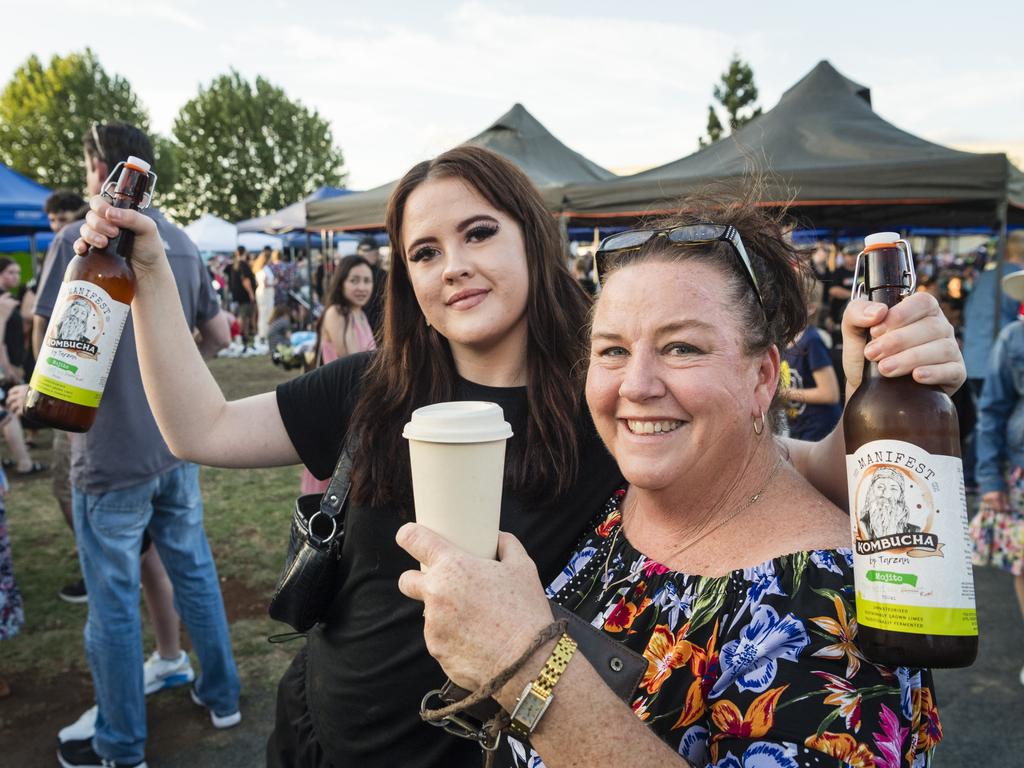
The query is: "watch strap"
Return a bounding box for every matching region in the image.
[508,632,577,740]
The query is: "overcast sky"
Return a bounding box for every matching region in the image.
[3,0,1022,190]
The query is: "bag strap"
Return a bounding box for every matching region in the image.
[307,434,355,547]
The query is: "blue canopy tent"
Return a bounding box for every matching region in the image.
[0,163,53,278]
[0,231,55,254]
[0,163,50,234]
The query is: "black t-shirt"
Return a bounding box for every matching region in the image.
[229,262,255,304]
[363,264,387,332]
[1,290,24,369]
[826,265,855,337]
[275,353,621,767]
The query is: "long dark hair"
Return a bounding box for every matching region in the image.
[350,146,591,507]
[323,255,372,318]
[316,255,372,358]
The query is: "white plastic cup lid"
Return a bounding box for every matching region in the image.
[403,401,513,443]
[864,232,901,248]
[125,156,151,172]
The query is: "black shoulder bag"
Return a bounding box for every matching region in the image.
[269,438,353,633]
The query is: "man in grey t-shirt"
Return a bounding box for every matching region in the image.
[27,123,238,768]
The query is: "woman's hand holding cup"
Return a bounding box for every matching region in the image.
[396,523,553,694]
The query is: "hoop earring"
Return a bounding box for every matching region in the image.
[753,410,765,436]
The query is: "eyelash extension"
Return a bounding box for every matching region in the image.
[408,222,497,262]
[408,245,438,263]
[466,223,498,241]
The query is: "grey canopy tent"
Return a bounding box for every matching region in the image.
[560,60,1024,230]
[306,103,615,230]
[237,186,351,234]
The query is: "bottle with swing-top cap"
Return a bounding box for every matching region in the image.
[25,156,156,432]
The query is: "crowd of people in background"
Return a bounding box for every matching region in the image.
[203,235,387,371]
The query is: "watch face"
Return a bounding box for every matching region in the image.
[517,692,550,725]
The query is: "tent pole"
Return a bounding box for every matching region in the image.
[306,231,314,328]
[993,199,1009,340]
[558,214,569,265]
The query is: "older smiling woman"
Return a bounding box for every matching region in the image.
[398,198,950,768]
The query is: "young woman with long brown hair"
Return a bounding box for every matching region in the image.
[74,146,964,767]
[299,255,375,494]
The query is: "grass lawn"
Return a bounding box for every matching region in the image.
[0,356,310,763]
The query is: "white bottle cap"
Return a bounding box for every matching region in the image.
[125,156,151,173]
[864,232,901,248]
[403,401,513,443]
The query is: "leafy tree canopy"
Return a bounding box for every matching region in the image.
[699,54,762,148]
[0,49,154,190]
[166,71,346,222]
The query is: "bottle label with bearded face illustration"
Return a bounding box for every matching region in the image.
[28,280,130,407]
[846,439,977,637]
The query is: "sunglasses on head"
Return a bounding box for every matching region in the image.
[594,223,763,307]
[90,123,107,163]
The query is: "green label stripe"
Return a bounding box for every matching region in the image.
[46,356,78,374]
[866,570,918,587]
[856,592,977,636]
[28,372,101,408]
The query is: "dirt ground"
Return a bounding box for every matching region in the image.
[0,578,291,767]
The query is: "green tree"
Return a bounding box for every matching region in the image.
[166,71,346,222]
[699,54,762,148]
[700,105,725,148]
[0,49,152,190]
[151,135,180,202]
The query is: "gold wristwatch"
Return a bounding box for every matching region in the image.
[507,632,578,740]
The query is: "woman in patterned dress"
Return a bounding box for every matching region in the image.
[973,265,1024,687]
[399,197,959,767]
[0,463,23,698]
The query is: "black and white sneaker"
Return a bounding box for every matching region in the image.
[58,579,88,604]
[57,737,148,768]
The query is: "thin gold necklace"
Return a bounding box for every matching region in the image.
[603,455,784,588]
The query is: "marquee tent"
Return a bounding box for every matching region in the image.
[0,163,50,234]
[0,232,54,254]
[237,186,351,234]
[560,60,1024,230]
[307,103,615,230]
[184,213,237,253]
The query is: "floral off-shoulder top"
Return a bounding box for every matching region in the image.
[505,488,941,768]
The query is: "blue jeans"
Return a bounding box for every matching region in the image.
[73,463,240,763]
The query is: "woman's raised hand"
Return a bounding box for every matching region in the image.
[396,524,554,692]
[841,292,965,395]
[74,195,167,280]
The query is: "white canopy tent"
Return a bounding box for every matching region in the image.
[184,214,237,253]
[238,231,284,252]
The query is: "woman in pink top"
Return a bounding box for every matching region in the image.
[300,255,376,494]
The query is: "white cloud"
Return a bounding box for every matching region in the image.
[261,2,744,186]
[5,1,1020,197]
[147,3,207,32]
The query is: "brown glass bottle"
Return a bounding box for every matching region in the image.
[25,157,154,432]
[844,232,978,668]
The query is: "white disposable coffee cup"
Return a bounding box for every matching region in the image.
[403,401,513,561]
